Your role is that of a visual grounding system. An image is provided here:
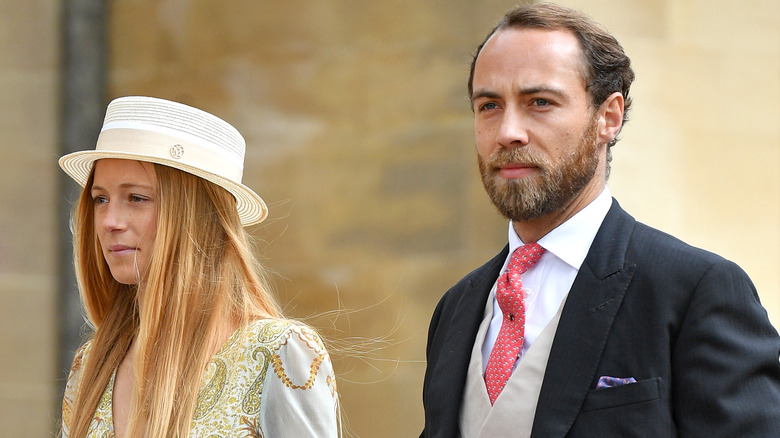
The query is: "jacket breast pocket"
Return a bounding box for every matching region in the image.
[581,377,662,412]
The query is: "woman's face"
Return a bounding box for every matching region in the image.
[91,159,158,286]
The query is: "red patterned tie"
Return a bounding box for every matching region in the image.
[484,242,545,405]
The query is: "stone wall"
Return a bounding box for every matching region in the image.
[0,0,777,436]
[0,0,62,436]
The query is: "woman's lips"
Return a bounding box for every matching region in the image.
[108,244,137,256]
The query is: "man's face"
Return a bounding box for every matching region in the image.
[471,28,606,222]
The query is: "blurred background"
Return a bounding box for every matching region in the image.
[1,0,778,436]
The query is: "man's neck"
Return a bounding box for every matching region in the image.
[513,180,606,243]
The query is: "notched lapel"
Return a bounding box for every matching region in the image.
[531,201,638,438]
[442,246,509,359]
[427,246,508,434]
[435,246,507,373]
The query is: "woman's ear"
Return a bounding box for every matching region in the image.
[597,92,624,145]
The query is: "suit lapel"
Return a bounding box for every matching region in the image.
[531,201,637,438]
[433,246,508,432]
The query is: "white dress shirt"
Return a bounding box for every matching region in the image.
[482,187,613,373]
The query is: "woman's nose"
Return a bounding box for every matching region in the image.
[100,204,126,232]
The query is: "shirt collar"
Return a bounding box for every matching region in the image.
[508,186,613,270]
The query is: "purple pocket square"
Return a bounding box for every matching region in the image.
[596,375,637,389]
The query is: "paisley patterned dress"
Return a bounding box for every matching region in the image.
[61,319,339,437]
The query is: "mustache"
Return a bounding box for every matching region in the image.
[484,148,550,169]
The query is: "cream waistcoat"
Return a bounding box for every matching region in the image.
[459,284,566,438]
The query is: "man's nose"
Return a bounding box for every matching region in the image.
[496,107,530,148]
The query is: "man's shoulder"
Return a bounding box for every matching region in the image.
[434,246,508,311]
[603,201,731,268]
[451,247,507,288]
[630,220,728,264]
[617,218,752,288]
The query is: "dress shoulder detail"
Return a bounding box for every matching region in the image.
[61,340,93,437]
[192,318,339,437]
[61,320,339,437]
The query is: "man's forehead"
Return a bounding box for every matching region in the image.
[480,28,582,61]
[473,28,588,89]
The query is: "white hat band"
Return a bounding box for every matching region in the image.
[96,127,244,183]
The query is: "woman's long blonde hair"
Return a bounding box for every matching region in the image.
[66,162,282,437]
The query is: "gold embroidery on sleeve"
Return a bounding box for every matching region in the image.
[242,347,272,415]
[271,352,327,390]
[194,358,228,420]
[240,416,265,438]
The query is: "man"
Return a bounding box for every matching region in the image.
[420,3,780,437]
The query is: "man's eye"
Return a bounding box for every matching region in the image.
[533,98,550,107]
[479,102,499,111]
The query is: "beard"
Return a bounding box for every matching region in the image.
[478,117,600,222]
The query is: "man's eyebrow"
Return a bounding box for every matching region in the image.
[471,89,501,102]
[471,85,568,102]
[517,85,568,99]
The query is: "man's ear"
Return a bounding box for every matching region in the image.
[597,92,624,145]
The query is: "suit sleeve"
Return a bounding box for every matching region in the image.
[672,259,780,436]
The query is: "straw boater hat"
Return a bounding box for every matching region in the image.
[59,96,268,226]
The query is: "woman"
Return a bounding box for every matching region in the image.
[59,96,339,437]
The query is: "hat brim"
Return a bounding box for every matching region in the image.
[59,150,268,226]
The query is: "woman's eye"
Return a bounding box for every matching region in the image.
[129,195,147,203]
[92,196,107,205]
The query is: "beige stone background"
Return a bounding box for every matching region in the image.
[1,0,778,436]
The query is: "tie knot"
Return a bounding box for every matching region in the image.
[509,242,545,275]
[495,243,545,318]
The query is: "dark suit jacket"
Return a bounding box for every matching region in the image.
[421,200,780,437]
